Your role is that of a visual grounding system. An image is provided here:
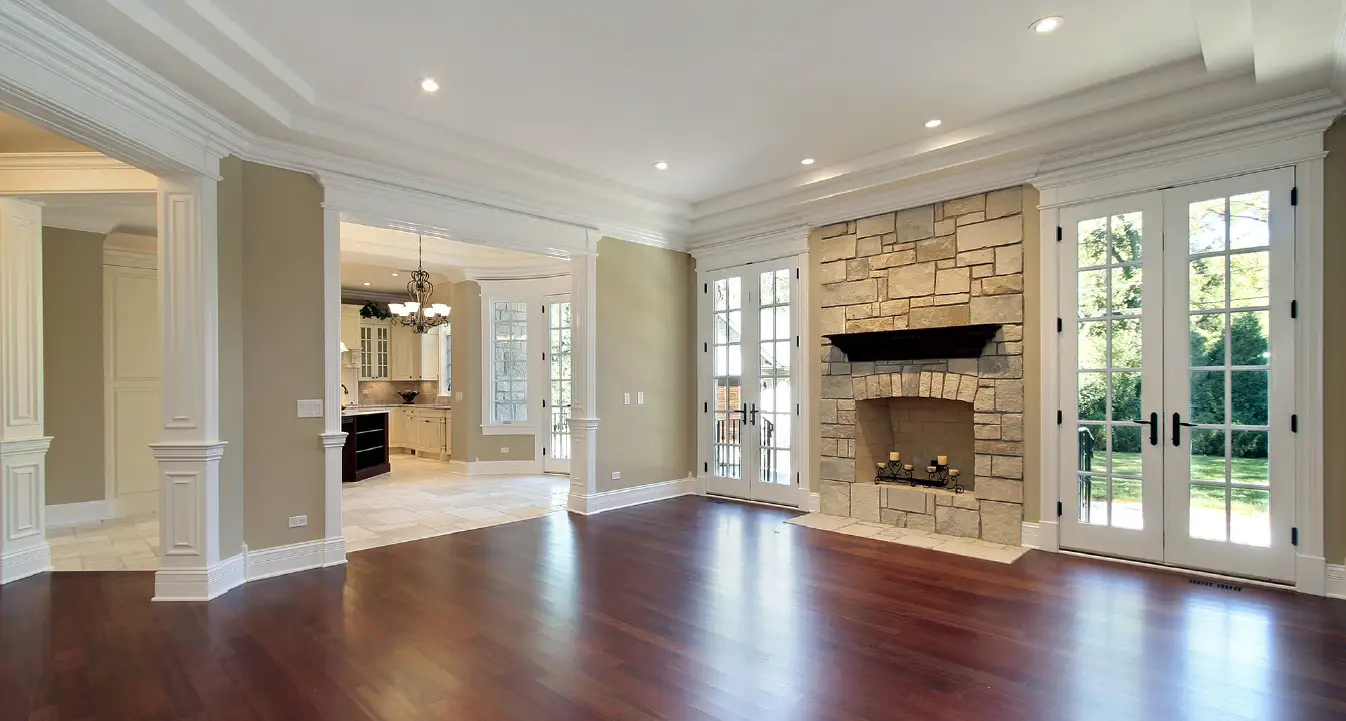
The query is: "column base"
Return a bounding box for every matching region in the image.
[153,552,244,602]
[0,543,51,584]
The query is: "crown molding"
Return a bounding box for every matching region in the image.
[460,264,572,282]
[690,222,810,272]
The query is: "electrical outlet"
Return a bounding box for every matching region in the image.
[637,391,645,405]
[624,392,631,405]
[296,399,323,418]
[611,471,621,480]
[288,515,308,528]
[500,446,509,454]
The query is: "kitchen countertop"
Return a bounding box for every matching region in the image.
[341,404,452,417]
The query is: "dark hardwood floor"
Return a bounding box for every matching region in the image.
[2,497,1344,720]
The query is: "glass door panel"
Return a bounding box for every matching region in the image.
[544,296,571,474]
[1059,195,1165,562]
[704,262,799,506]
[1162,170,1295,582]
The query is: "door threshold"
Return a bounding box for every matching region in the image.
[704,492,799,510]
[1058,549,1295,591]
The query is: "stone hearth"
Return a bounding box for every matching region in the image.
[815,187,1026,545]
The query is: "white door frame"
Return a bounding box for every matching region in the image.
[543,293,572,475]
[1032,116,1333,595]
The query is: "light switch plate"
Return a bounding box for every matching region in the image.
[623,392,631,405]
[611,471,621,480]
[297,399,323,418]
[456,391,463,401]
[637,391,645,405]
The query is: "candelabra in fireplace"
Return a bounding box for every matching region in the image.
[874,450,964,493]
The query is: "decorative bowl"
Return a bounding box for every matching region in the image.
[396,390,419,404]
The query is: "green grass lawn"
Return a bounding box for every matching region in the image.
[1091,452,1268,513]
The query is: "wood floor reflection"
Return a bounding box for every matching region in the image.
[2,496,1343,720]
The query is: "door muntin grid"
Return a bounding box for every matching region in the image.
[1181,191,1273,547]
[712,277,743,479]
[1074,211,1147,530]
[757,269,792,486]
[548,300,572,461]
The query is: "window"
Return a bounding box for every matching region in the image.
[440,324,452,396]
[491,301,528,424]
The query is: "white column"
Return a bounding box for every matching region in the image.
[320,206,346,566]
[0,199,51,584]
[566,245,600,513]
[150,172,237,601]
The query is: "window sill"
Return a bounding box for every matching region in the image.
[481,423,537,436]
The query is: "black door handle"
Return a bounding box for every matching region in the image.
[1131,412,1158,446]
[749,403,758,426]
[1171,413,1196,446]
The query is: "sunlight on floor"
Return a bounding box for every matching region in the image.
[786,513,1028,563]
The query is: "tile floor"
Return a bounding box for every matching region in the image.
[48,455,571,571]
[785,512,1029,564]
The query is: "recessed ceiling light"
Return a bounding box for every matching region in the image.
[362,282,371,286]
[1031,16,1063,33]
[654,161,668,170]
[800,158,815,165]
[924,119,942,128]
[420,77,440,93]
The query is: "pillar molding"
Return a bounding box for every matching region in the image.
[321,207,346,566]
[0,198,51,584]
[566,246,600,514]
[152,172,240,601]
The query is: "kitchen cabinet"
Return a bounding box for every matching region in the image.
[341,410,390,482]
[409,407,452,460]
[389,406,416,449]
[340,305,362,367]
[389,323,416,380]
[359,320,390,379]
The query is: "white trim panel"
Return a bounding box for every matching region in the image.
[567,477,698,516]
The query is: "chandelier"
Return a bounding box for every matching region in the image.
[388,235,450,334]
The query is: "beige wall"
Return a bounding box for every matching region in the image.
[1021,186,1042,523]
[42,226,105,506]
[447,280,535,462]
[217,156,245,554]
[595,238,697,492]
[1324,121,1345,565]
[236,160,327,550]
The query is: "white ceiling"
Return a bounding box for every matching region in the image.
[340,222,568,293]
[34,0,1346,237]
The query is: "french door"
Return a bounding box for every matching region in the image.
[704,262,799,506]
[543,295,571,474]
[1059,168,1296,582]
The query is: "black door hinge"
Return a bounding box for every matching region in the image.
[796,336,800,347]
[796,268,800,279]
[543,447,547,456]
[541,305,546,313]
[542,352,546,361]
[1056,226,1063,242]
[796,403,800,416]
[703,462,709,473]
[703,342,708,352]
[1291,527,1299,546]
[1057,318,1063,333]
[1290,187,1298,206]
[542,399,546,408]
[1291,414,1298,433]
[1290,300,1297,318]
[703,283,708,293]
[796,472,800,484]
[704,401,708,413]
[1057,501,1063,518]
[1057,410,1063,425]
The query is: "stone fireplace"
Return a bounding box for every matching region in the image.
[816,187,1026,545]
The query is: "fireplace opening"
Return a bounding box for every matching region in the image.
[855,397,975,491]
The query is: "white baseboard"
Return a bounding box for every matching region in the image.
[567,476,697,515]
[46,500,109,527]
[1020,522,1040,549]
[1034,519,1061,552]
[153,553,245,602]
[1326,564,1345,600]
[802,490,821,513]
[322,536,347,567]
[246,539,327,582]
[448,459,539,476]
[106,493,157,519]
[0,543,52,584]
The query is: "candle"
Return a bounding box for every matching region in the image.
[889,451,901,462]
[937,455,948,465]
[903,464,914,471]
[876,462,885,470]
[949,469,961,477]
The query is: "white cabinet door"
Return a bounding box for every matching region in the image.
[419,332,440,381]
[388,409,403,447]
[443,412,452,456]
[389,323,416,380]
[417,415,443,454]
[360,322,390,379]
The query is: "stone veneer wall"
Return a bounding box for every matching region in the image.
[816,187,1027,545]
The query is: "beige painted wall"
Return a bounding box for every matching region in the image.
[217,156,245,555]
[1323,121,1345,565]
[42,226,104,506]
[1021,186,1042,523]
[447,280,535,462]
[595,238,697,492]
[237,160,327,550]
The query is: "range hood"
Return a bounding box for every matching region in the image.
[824,324,1001,362]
